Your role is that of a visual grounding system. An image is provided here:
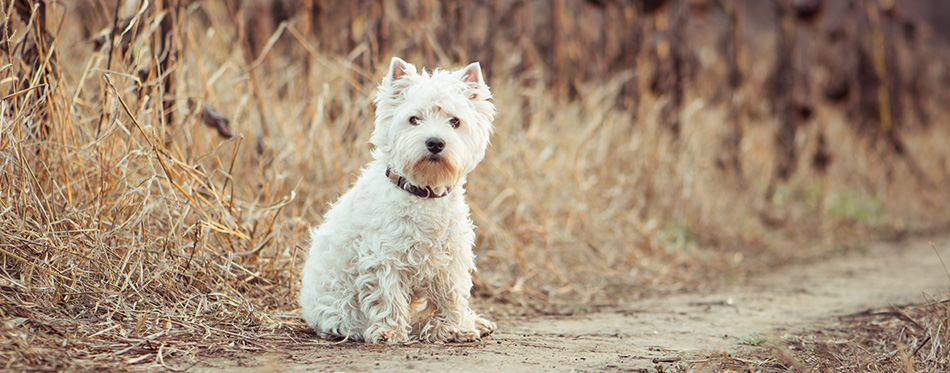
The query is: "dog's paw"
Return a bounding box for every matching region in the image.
[474,316,496,338]
[368,327,410,344]
[440,327,480,343]
[420,318,494,343]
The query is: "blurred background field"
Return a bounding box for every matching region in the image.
[2,0,950,370]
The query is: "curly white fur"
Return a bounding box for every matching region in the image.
[299,57,496,343]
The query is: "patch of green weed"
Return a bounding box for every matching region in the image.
[827,193,882,224]
[733,332,768,346]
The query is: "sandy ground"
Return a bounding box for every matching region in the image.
[197,235,950,372]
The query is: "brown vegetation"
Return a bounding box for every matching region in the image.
[694,294,950,372]
[1,0,950,370]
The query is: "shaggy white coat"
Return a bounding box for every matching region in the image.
[299,57,496,343]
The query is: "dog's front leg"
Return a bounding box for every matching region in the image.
[360,263,412,343]
[420,264,496,342]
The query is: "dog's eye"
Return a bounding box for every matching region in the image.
[449,117,460,129]
[409,116,420,125]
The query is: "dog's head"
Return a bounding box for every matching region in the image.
[371,57,495,190]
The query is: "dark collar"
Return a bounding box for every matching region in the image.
[385,168,452,199]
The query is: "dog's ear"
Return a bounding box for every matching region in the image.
[389,57,413,82]
[457,62,484,85]
[458,62,487,101]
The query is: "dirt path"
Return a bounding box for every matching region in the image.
[199,235,950,372]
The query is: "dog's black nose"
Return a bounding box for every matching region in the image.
[425,137,445,154]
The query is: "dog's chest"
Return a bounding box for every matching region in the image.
[406,202,456,237]
[399,201,462,276]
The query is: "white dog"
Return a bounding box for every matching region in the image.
[299,57,496,343]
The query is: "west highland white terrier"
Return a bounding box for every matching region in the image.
[299,57,496,343]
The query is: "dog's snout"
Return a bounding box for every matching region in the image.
[425,137,445,154]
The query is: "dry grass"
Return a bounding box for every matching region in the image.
[812,295,950,372]
[691,293,950,372]
[0,2,310,370]
[1,1,950,370]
